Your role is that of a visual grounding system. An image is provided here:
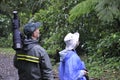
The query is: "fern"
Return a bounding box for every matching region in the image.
[69,0,120,23]
[95,0,120,22]
[69,0,99,22]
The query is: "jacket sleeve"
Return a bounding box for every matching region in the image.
[37,46,54,80]
[66,53,86,80]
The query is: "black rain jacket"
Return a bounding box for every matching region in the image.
[14,39,54,80]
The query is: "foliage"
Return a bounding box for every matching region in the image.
[0,0,120,57]
[0,0,51,39]
[84,55,120,79]
[95,0,120,22]
[0,48,15,54]
[69,0,98,22]
[85,32,120,57]
[0,33,12,47]
[0,14,11,38]
[34,0,84,54]
[69,0,120,23]
[97,32,120,57]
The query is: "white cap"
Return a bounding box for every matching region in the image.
[64,32,79,42]
[64,32,80,50]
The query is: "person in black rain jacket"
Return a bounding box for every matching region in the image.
[14,22,54,80]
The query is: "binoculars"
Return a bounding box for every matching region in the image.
[12,11,22,50]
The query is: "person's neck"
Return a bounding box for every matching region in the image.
[31,36,37,40]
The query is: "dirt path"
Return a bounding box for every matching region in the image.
[0,53,18,80]
[0,53,59,80]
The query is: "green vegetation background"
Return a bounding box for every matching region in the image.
[0,0,120,79]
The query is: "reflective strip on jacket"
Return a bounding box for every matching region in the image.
[14,43,54,80]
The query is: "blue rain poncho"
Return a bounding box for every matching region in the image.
[59,50,86,80]
[59,32,86,80]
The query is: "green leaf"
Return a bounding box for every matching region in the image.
[69,0,99,22]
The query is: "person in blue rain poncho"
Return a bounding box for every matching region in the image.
[59,32,88,80]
